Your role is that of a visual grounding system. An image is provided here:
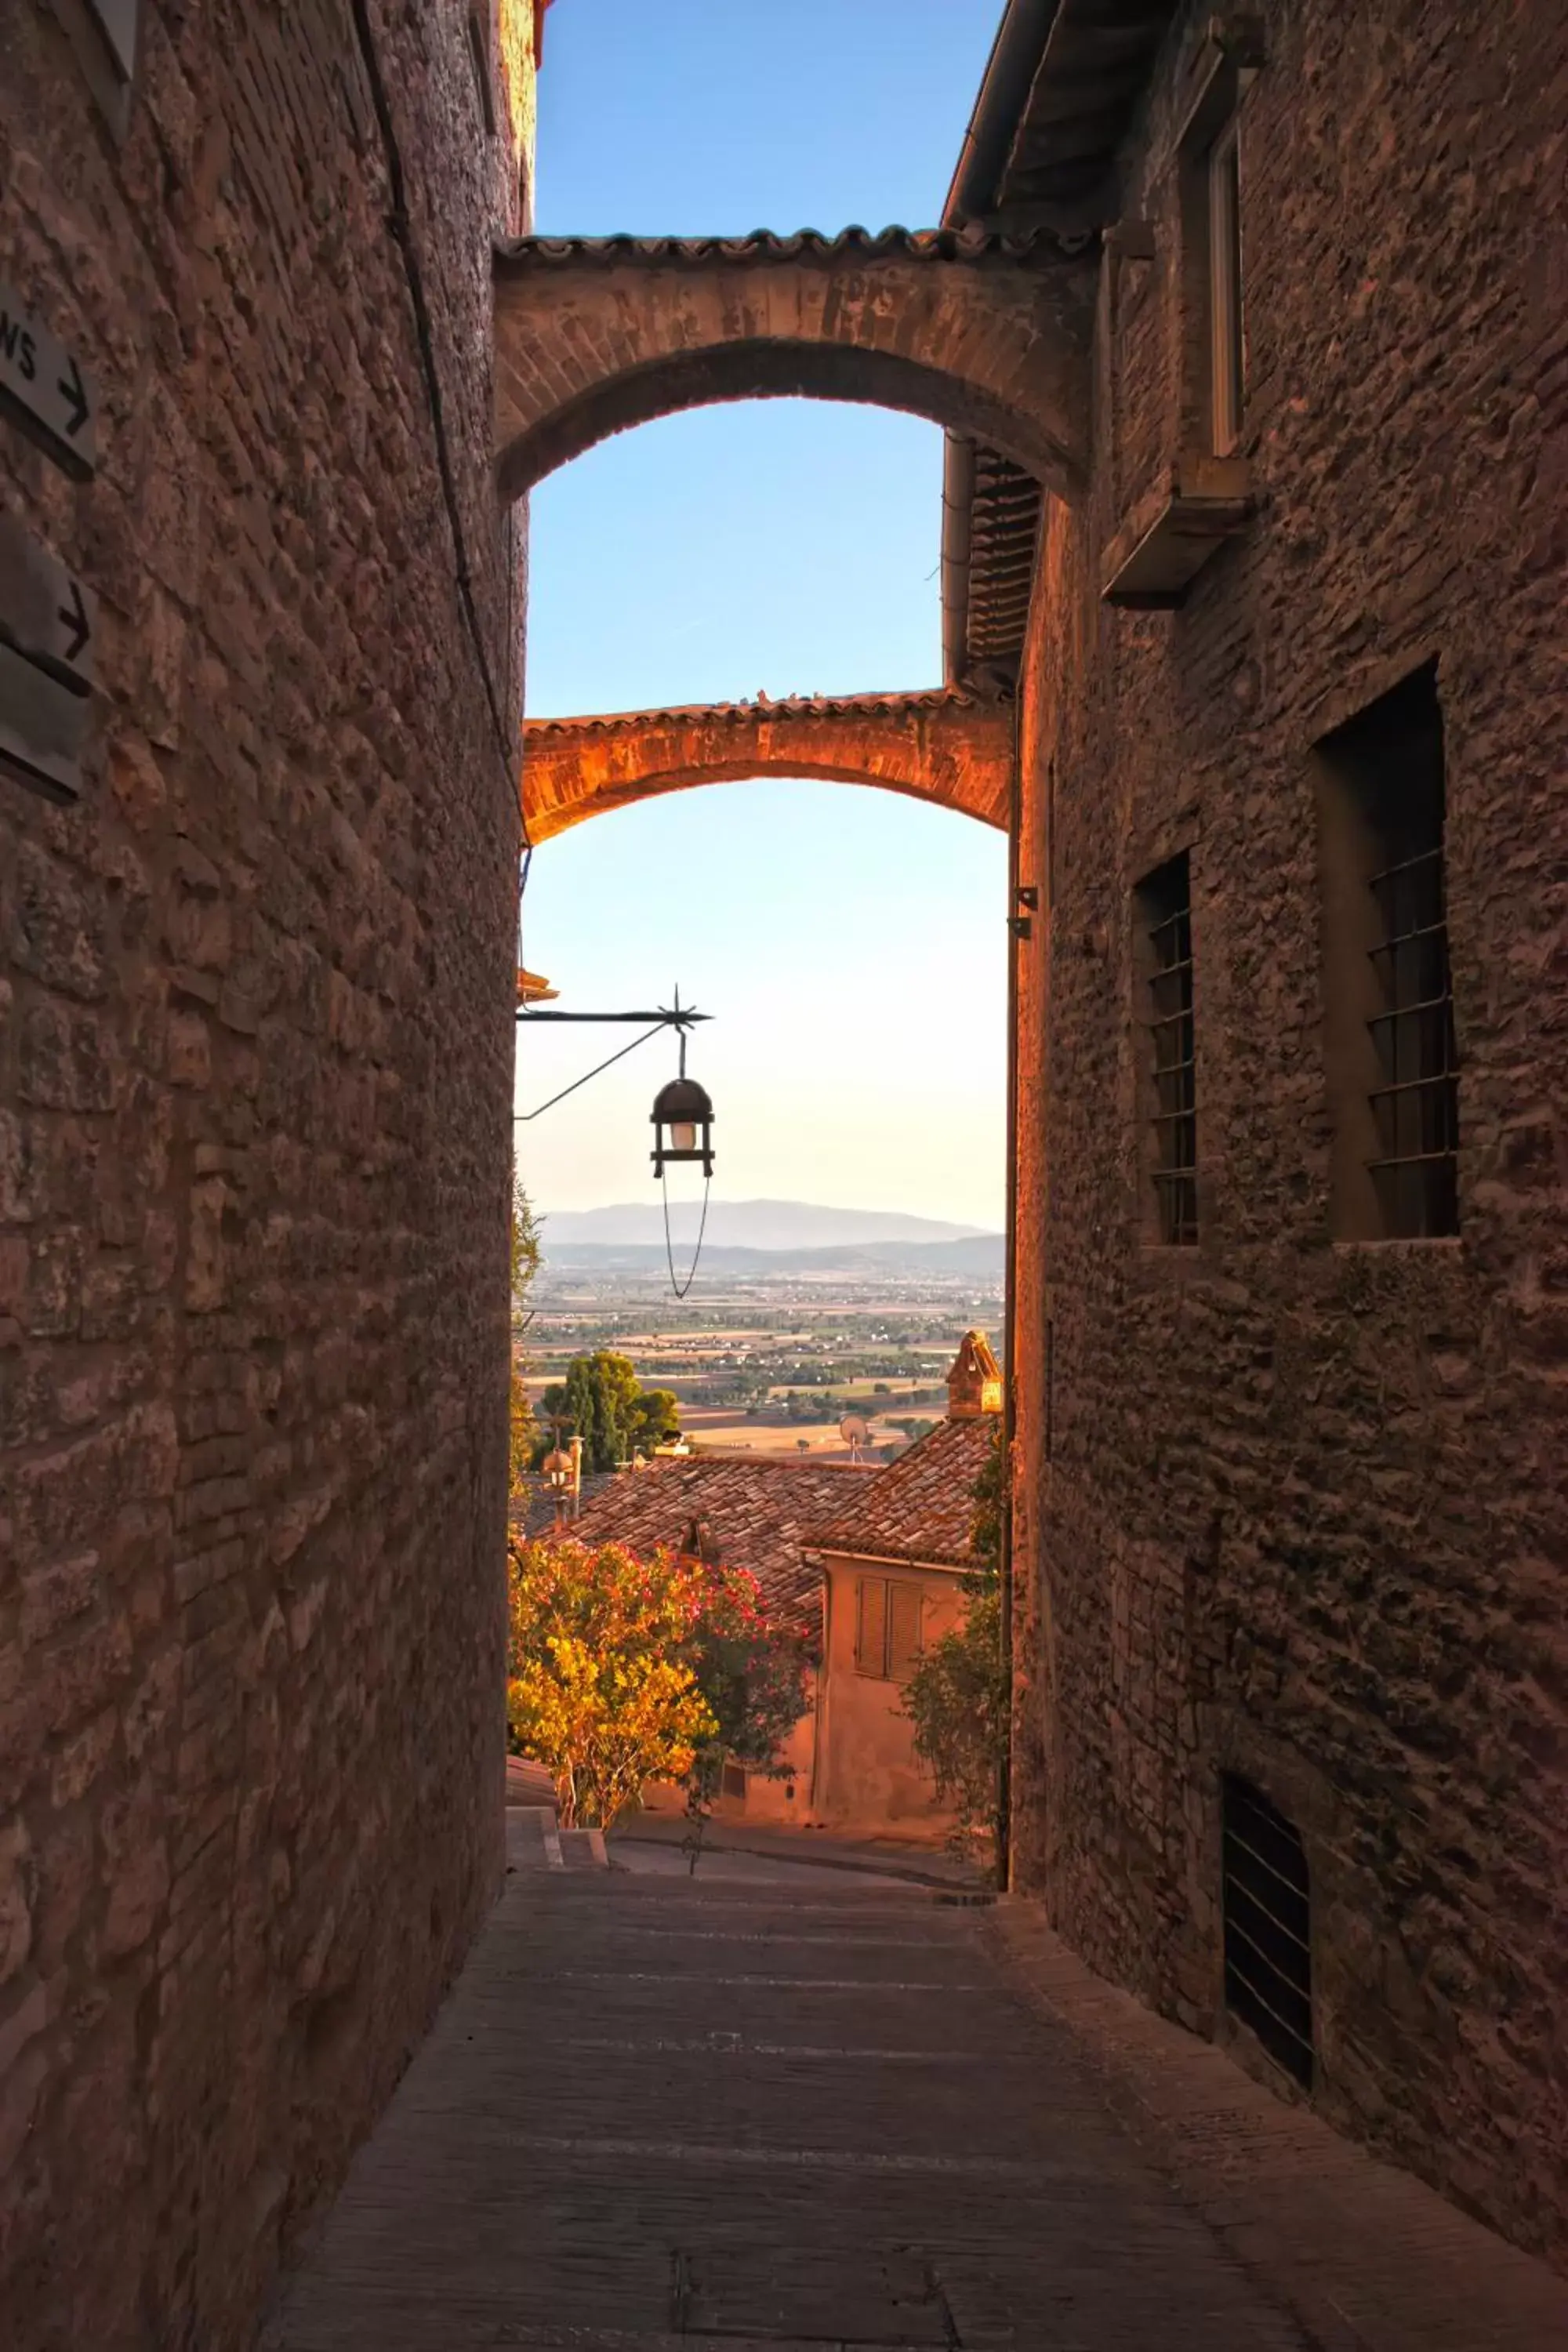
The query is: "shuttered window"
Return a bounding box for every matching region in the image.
[889,1583,924,1682]
[854,1577,924,1682]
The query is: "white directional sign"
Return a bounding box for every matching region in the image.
[0,639,89,805]
[0,514,96,692]
[0,285,97,480]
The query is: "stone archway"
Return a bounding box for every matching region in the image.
[521,689,1013,841]
[493,227,1094,500]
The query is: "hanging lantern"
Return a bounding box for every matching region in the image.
[542,1439,575,1493]
[652,1073,715,1179]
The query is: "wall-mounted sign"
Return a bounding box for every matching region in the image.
[0,514,96,693]
[0,640,89,805]
[0,285,98,481]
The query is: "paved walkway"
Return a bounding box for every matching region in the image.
[262,1860,1568,2351]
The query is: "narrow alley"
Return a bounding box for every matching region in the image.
[262,1845,1568,2352]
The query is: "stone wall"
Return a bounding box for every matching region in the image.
[1010,0,1568,2267]
[0,2,532,2342]
[521,690,1014,840]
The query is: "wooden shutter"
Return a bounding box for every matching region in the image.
[855,1577,888,1677]
[888,1584,924,1683]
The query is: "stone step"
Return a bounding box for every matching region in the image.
[503,1809,609,1872]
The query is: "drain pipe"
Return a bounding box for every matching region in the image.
[941,434,976,690]
[943,0,1062,229]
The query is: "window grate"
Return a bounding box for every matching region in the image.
[1221,1775,1312,2087]
[1142,856,1198,1244]
[1366,840,1457,1236]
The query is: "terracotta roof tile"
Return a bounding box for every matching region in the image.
[540,1456,878,1629]
[808,1416,995,1570]
[496,226,1091,271]
[524,687,994,742]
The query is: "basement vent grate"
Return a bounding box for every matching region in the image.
[1221,1773,1313,2088]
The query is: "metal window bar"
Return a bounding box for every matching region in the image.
[1148,897,1197,1244]
[1221,1777,1313,2087]
[1366,843,1458,1236]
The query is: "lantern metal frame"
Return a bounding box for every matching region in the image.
[651,1026,716,1181]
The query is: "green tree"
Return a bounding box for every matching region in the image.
[506,1536,810,1831]
[536,1349,681,1472]
[902,1422,1007,1874]
[509,1179,543,1504]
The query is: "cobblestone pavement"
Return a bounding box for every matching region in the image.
[262,1866,1568,2351]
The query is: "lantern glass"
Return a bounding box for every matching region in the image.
[670,1120,697,1153]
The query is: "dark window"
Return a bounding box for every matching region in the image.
[720,1762,746,1802]
[1221,1774,1312,2088]
[1138,853,1198,1245]
[1314,663,1458,1239]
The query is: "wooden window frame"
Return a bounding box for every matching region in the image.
[1207,121,1244,456]
[1175,20,1262,462]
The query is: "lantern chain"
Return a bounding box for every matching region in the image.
[662,1167,711,1301]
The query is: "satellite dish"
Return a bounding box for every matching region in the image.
[839,1413,870,1462]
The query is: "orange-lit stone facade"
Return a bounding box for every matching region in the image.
[0,4,535,2343]
[1006,0,1568,2270]
[521,690,1013,840]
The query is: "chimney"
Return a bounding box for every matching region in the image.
[947,1330,1003,1421]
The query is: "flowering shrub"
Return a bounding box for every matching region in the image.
[506,1535,809,1830]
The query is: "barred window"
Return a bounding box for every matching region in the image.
[1315,662,1458,1240]
[1221,1775,1313,2089]
[854,1577,924,1682]
[1138,852,1198,1245]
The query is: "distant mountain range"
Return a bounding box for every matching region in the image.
[539,1200,994,1251]
[539,1235,1005,1278]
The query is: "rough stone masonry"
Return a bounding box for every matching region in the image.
[0,4,535,2343]
[1004,0,1568,2273]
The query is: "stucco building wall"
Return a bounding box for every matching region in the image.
[813,1555,963,1839]
[1008,0,1568,2264]
[0,3,535,2343]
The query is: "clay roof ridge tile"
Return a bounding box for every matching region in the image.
[524,688,982,739]
[497,226,1090,270]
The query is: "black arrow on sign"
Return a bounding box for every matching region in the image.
[57,579,90,666]
[57,356,89,439]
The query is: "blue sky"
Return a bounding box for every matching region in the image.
[517,0,1008,1234]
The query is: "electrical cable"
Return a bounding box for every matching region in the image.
[513,1022,666,1121]
[662,1171,710,1308]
